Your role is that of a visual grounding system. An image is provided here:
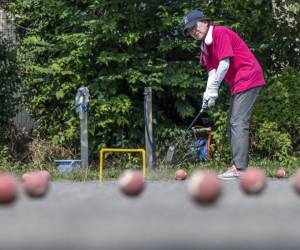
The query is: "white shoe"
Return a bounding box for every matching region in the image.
[218,165,242,180]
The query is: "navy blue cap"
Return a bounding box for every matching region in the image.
[183,10,210,36]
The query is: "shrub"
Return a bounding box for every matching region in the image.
[251,121,292,161]
[253,68,300,152]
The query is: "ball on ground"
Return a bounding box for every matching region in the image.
[119,170,144,196]
[175,169,187,180]
[23,171,50,198]
[276,168,285,179]
[187,170,222,205]
[240,167,267,194]
[0,173,18,204]
[22,170,51,182]
[22,170,51,181]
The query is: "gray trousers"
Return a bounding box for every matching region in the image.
[228,86,262,170]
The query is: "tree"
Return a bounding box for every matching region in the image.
[7,0,300,161]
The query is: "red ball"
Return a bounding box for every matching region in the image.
[292,169,300,194]
[23,172,50,198]
[0,173,18,204]
[22,170,51,182]
[119,170,144,196]
[175,169,187,180]
[240,167,267,194]
[187,170,222,205]
[276,168,285,179]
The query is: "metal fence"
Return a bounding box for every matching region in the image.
[1,3,34,131]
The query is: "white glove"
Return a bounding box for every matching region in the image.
[202,69,218,109]
[202,89,218,108]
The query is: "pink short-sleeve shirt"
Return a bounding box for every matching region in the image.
[200,25,266,95]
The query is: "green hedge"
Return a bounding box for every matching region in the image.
[7,0,300,162]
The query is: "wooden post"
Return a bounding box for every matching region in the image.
[80,111,88,168]
[144,87,156,170]
[76,87,90,168]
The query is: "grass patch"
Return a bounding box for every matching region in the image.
[1,157,300,182]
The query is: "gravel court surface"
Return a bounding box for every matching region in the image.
[1,179,300,250]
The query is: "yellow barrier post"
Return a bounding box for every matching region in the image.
[99,148,146,182]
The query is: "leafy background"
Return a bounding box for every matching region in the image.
[2,0,300,167]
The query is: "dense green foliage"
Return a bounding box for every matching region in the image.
[5,0,300,164]
[253,68,300,159]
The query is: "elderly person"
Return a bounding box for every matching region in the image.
[183,10,265,179]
